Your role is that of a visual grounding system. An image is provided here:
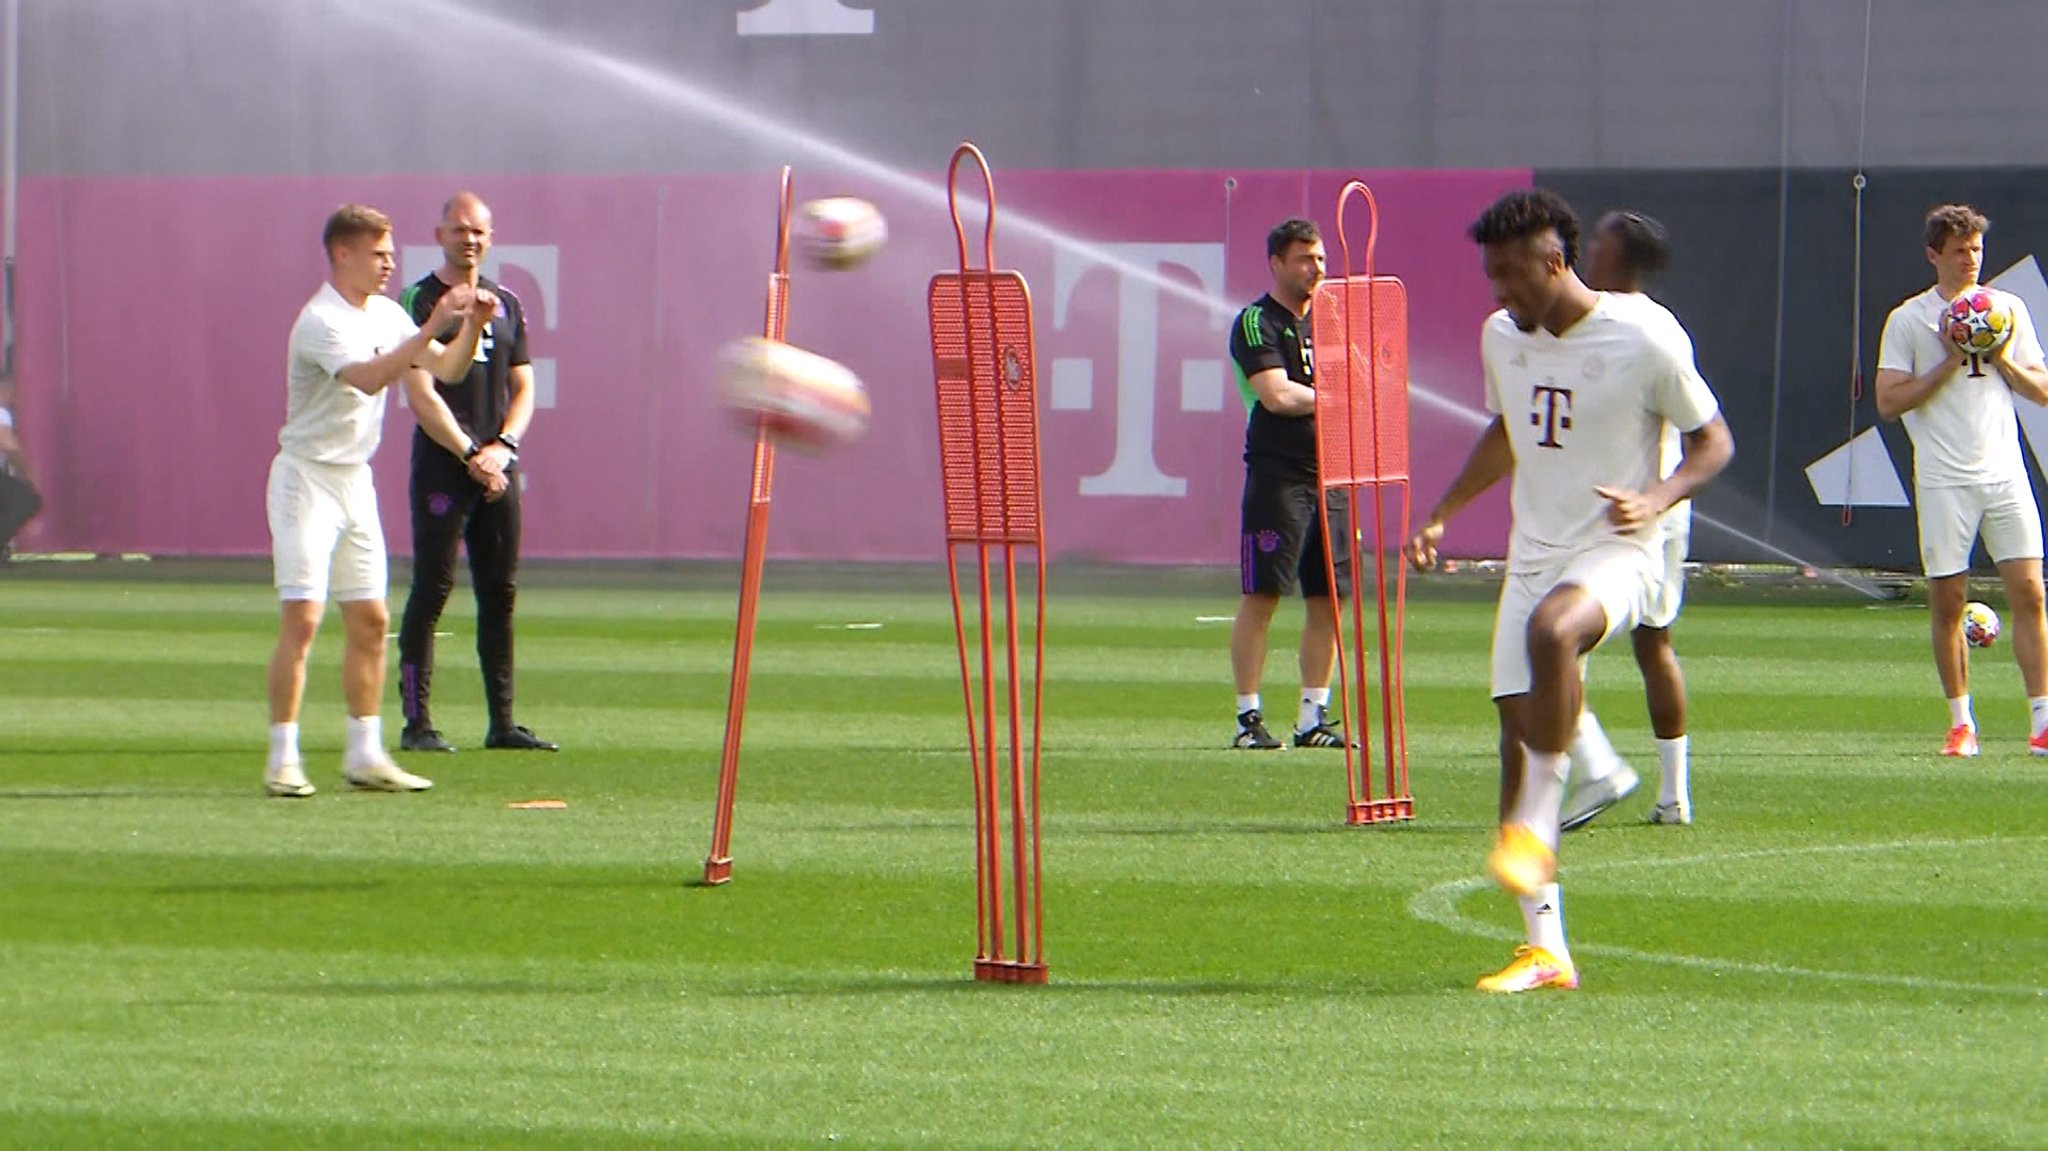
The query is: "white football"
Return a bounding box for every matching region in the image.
[717,337,871,452]
[797,197,887,270]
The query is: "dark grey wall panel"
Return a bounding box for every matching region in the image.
[17,0,2048,177]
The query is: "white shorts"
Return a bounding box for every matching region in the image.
[1491,541,1662,699]
[266,453,387,603]
[1641,514,1690,631]
[1916,479,2044,578]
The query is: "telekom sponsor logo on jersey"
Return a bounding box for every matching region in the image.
[1530,383,1574,448]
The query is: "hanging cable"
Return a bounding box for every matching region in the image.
[1843,0,1874,527]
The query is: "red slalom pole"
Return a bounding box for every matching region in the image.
[702,167,796,886]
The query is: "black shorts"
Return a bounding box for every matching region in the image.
[1240,470,1352,598]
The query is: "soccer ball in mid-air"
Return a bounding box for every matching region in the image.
[1944,288,2014,359]
[717,336,871,452]
[1964,601,2001,648]
[797,197,887,270]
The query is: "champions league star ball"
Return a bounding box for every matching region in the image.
[717,337,871,452]
[1964,601,2001,648]
[797,197,887,270]
[1944,287,2015,359]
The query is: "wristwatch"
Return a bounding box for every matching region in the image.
[495,432,521,453]
[461,440,483,461]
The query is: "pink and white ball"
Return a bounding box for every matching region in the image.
[718,337,871,452]
[1964,601,2001,649]
[797,197,887,270]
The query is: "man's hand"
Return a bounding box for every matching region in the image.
[469,288,498,324]
[1404,518,1446,572]
[426,283,476,333]
[467,442,513,482]
[1593,485,1663,533]
[480,469,510,503]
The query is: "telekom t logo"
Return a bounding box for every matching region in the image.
[400,244,560,409]
[1049,243,1228,498]
[1530,382,1573,448]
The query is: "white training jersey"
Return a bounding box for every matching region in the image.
[278,281,418,467]
[1878,285,2046,489]
[1482,293,1721,572]
[1606,292,1695,540]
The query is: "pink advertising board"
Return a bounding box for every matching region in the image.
[10,166,1524,562]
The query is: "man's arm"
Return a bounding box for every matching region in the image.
[335,327,440,396]
[0,423,31,486]
[1874,350,1966,420]
[1405,416,1513,570]
[1246,366,1317,417]
[466,362,536,482]
[402,369,481,458]
[1597,414,1735,532]
[1992,308,2048,404]
[333,284,478,395]
[415,292,493,383]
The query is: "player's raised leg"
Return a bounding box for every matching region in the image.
[1560,706,1638,832]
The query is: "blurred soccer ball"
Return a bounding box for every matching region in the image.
[1944,287,2014,359]
[717,337,871,453]
[1964,600,2001,648]
[797,197,887,270]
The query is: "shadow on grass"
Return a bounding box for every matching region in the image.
[714,972,1456,1000]
[0,787,232,800]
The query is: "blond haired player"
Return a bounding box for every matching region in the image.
[1875,203,2048,758]
[263,204,492,798]
[1407,189,1733,993]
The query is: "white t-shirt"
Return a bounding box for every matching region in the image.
[1606,292,1694,539]
[1482,293,1722,572]
[1878,285,2046,489]
[278,281,419,467]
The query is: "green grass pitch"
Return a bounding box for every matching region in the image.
[0,564,2042,1149]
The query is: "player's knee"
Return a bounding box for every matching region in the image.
[1237,594,1281,623]
[1524,610,1584,664]
[2008,581,2046,615]
[344,603,389,640]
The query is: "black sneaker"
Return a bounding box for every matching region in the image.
[1293,705,1356,749]
[1232,709,1284,750]
[485,724,559,751]
[400,726,458,753]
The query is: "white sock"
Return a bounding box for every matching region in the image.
[2030,697,2048,737]
[1518,882,1568,959]
[1949,695,1974,731]
[1566,710,1619,783]
[346,715,382,761]
[1236,693,1260,718]
[1298,687,1332,732]
[1657,735,1690,807]
[1512,746,1570,849]
[268,722,300,765]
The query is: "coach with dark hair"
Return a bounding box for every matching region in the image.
[1225,218,1353,751]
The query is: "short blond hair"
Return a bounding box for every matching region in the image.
[322,203,392,258]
